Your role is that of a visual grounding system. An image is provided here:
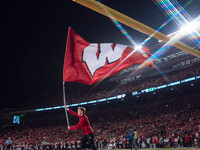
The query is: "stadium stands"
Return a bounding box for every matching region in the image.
[1,83,200,149]
[1,55,200,149]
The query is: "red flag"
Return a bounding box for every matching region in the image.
[63,28,152,85]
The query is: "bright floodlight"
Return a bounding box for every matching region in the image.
[135,45,142,50]
[179,21,200,35]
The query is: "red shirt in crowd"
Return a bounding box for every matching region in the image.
[171,136,174,142]
[152,138,156,143]
[68,109,93,135]
[185,135,190,142]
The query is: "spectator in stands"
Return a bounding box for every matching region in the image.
[5,138,12,150]
[126,128,134,150]
[146,137,151,148]
[185,134,190,147]
[133,129,139,150]
[177,136,181,148]
[152,136,156,149]
[198,136,200,148]
[159,136,164,148]
[0,138,2,150]
[171,134,175,148]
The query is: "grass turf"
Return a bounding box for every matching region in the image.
[110,149,200,150]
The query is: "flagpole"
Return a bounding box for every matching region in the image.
[63,81,70,126]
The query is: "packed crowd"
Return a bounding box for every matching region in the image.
[63,64,200,104]
[23,63,200,109]
[1,88,200,149]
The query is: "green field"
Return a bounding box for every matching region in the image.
[111,149,200,150]
[143,149,200,150]
[146,149,200,150]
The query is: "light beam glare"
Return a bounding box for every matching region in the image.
[133,0,200,81]
[140,0,192,46]
[94,0,197,95]
[94,0,160,87]
[157,0,200,47]
[97,0,137,46]
[137,21,193,72]
[94,0,190,87]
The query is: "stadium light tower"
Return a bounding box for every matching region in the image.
[159,21,200,43]
[179,21,200,35]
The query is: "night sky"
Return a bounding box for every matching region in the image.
[1,0,200,109]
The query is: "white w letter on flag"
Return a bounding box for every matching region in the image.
[63,28,151,85]
[82,43,127,76]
